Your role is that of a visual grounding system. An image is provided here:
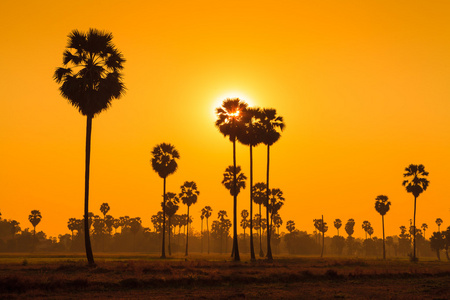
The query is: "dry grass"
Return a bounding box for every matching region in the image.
[0,253,449,299]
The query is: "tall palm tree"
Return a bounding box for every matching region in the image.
[54,29,125,266]
[313,216,328,258]
[421,223,428,239]
[100,203,110,219]
[436,218,443,232]
[163,192,179,256]
[259,108,285,261]
[334,219,342,236]
[201,206,213,254]
[237,107,263,260]
[362,221,371,240]
[252,182,267,257]
[402,164,430,261]
[151,143,180,258]
[28,210,42,238]
[267,188,285,239]
[215,98,248,261]
[375,195,391,260]
[179,181,199,256]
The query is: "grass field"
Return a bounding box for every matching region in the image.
[0,253,449,299]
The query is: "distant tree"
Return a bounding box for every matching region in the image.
[345,219,355,237]
[222,165,247,196]
[334,219,342,236]
[67,218,78,240]
[100,203,110,219]
[402,164,429,261]
[237,107,264,261]
[253,182,267,257]
[421,223,428,240]
[215,98,248,261]
[240,209,249,244]
[272,213,283,235]
[151,212,164,235]
[151,143,180,258]
[313,216,328,258]
[54,29,125,266]
[201,206,213,254]
[259,108,285,261]
[436,218,443,232]
[429,231,445,260]
[267,188,285,238]
[179,181,199,256]
[28,210,42,238]
[129,217,142,250]
[375,195,391,260]
[367,226,374,238]
[286,220,296,233]
[362,221,372,240]
[444,226,450,261]
[163,192,179,256]
[104,215,114,235]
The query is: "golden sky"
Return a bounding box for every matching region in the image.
[1,0,450,239]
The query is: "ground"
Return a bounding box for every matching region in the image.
[0,253,449,299]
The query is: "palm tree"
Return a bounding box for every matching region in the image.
[28,210,42,238]
[345,219,355,237]
[267,188,285,240]
[201,206,213,254]
[402,164,430,261]
[252,182,267,257]
[421,223,428,239]
[286,220,295,233]
[272,213,283,235]
[240,209,249,245]
[436,218,443,232]
[179,181,199,256]
[375,195,391,260]
[237,107,263,260]
[362,221,372,240]
[100,203,110,219]
[430,232,445,260]
[334,219,342,236]
[163,192,179,256]
[259,108,285,261]
[313,216,328,258]
[222,165,247,196]
[151,143,180,258]
[215,98,248,261]
[54,29,125,266]
[67,218,78,241]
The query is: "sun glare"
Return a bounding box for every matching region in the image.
[211,91,255,120]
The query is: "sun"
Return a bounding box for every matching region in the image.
[211,91,255,119]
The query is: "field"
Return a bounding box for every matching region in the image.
[0,253,449,299]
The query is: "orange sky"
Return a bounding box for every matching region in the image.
[1,0,450,240]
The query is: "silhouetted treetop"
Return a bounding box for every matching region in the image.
[375,195,391,216]
[402,164,429,198]
[215,98,248,142]
[151,143,180,178]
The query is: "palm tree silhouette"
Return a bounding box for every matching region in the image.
[313,216,328,258]
[222,165,247,196]
[421,223,428,239]
[240,209,249,246]
[28,210,42,239]
[100,203,110,219]
[259,108,285,261]
[215,98,248,261]
[362,221,372,240]
[179,181,199,256]
[436,218,443,232]
[53,29,125,266]
[151,143,180,258]
[163,192,179,256]
[286,220,295,233]
[272,213,283,235]
[402,164,430,261]
[267,188,285,240]
[237,107,263,260]
[67,218,78,241]
[252,182,267,257]
[345,219,355,237]
[334,219,342,236]
[201,206,213,254]
[375,195,391,260]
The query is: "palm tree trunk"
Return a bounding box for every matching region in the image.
[413,196,417,261]
[382,215,386,260]
[259,204,264,257]
[185,205,190,256]
[84,115,95,266]
[168,217,172,256]
[321,215,324,258]
[232,138,240,261]
[207,218,210,254]
[266,144,273,261]
[161,177,166,258]
[201,218,203,253]
[249,145,256,260]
